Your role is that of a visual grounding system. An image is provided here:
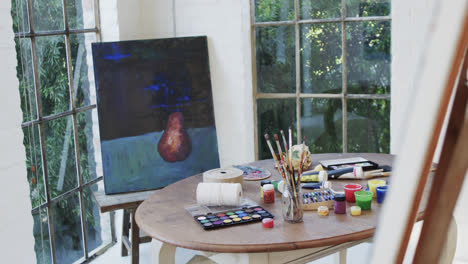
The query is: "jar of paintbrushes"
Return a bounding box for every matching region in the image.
[282,176,303,223]
[264,128,307,223]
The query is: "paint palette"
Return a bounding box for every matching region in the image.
[194,206,274,230]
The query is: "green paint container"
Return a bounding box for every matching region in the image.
[354,191,373,210]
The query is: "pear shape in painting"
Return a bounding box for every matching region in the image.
[158,112,192,162]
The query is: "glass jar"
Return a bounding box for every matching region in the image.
[263,184,275,203]
[281,180,303,223]
[334,193,346,214]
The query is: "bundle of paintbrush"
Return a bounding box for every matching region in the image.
[263,128,309,199]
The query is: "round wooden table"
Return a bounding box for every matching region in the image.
[135,153,433,264]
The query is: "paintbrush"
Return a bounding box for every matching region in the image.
[264,134,286,179]
[368,171,392,177]
[338,169,385,179]
[273,134,283,158]
[280,130,288,155]
[288,127,293,170]
[297,137,306,184]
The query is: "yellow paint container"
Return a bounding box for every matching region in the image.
[368,179,386,198]
[350,206,361,216]
[317,206,329,216]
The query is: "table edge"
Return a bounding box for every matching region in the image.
[136,207,425,253]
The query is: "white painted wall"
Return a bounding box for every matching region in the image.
[110,0,255,167]
[0,1,36,263]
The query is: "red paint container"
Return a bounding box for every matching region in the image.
[262,218,274,228]
[344,184,362,203]
[263,184,275,203]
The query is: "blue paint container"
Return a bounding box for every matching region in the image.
[376,186,388,204]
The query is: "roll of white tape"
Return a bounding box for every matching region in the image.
[203,168,244,186]
[196,183,243,206]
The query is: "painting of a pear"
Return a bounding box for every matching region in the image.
[158,112,192,162]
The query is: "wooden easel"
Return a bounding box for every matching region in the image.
[370,2,468,263]
[411,40,468,263]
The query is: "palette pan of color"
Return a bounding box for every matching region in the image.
[194,206,274,230]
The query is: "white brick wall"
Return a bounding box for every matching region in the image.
[0,0,36,263]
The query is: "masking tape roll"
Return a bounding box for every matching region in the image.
[196,183,243,206]
[203,168,244,187]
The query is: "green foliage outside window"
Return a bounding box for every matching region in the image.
[255,0,391,159]
[12,0,103,263]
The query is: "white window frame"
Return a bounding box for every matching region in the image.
[250,0,391,159]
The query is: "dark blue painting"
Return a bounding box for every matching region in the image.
[92,36,220,194]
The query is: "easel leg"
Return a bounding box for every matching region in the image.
[151,239,176,264]
[439,215,458,264]
[414,117,468,263]
[121,209,130,256]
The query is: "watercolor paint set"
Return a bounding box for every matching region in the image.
[193,206,274,230]
[302,189,335,211]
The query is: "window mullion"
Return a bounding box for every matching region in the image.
[250,0,259,160]
[295,0,301,144]
[94,0,102,42]
[25,0,58,262]
[62,0,90,258]
[341,0,348,153]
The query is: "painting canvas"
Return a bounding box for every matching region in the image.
[92,36,220,194]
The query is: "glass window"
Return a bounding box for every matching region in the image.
[11,0,112,263]
[253,0,391,159]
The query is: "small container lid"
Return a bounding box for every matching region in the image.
[334,193,346,202]
[318,170,328,182]
[261,180,272,186]
[263,184,274,191]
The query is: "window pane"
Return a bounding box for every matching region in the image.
[256,26,296,93]
[37,35,70,116]
[346,21,390,94]
[32,0,65,32]
[44,116,78,198]
[300,0,341,20]
[255,0,294,22]
[301,23,342,94]
[347,99,389,153]
[346,0,390,17]
[84,183,112,253]
[301,98,342,153]
[52,193,84,263]
[257,99,296,160]
[23,125,46,207]
[32,208,52,264]
[67,0,96,30]
[71,33,97,107]
[11,0,30,33]
[78,109,101,183]
[15,38,38,122]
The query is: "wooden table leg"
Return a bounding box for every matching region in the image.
[151,239,176,264]
[334,249,347,264]
[121,209,130,257]
[131,208,140,264]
